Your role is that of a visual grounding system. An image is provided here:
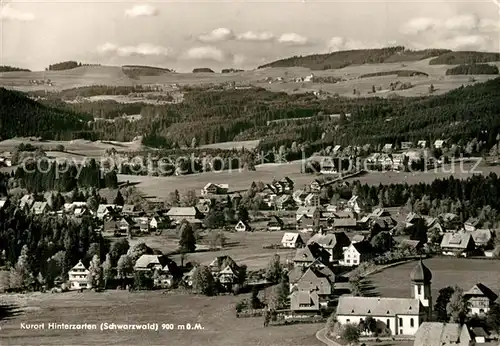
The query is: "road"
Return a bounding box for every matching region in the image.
[316,328,342,346]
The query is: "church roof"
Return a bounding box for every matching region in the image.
[410,259,432,282]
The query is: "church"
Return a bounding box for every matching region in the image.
[336,260,433,336]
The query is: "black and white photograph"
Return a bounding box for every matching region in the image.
[1,0,500,345]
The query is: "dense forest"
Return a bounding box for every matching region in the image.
[445,64,499,75]
[0,66,31,72]
[429,52,500,65]
[4,77,500,153]
[193,68,215,73]
[258,47,450,70]
[221,69,244,73]
[122,65,172,79]
[359,70,428,79]
[0,88,92,140]
[13,159,118,193]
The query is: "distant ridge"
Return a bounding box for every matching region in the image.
[0,66,31,73]
[257,47,500,70]
[122,65,172,72]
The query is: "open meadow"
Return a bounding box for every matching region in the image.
[126,230,306,270]
[1,59,499,98]
[369,257,500,299]
[0,291,323,346]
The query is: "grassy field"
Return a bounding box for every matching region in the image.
[0,291,323,346]
[127,230,306,270]
[199,140,261,151]
[1,60,499,98]
[369,257,500,299]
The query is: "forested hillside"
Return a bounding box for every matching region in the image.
[0,66,31,73]
[445,64,499,75]
[4,78,500,152]
[429,52,500,65]
[0,88,92,140]
[258,47,450,70]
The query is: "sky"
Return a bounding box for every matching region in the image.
[1,0,499,72]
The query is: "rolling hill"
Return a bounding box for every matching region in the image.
[0,88,92,140]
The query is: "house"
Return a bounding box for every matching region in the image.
[413,322,472,346]
[399,239,425,252]
[31,201,49,215]
[330,217,358,230]
[208,255,237,275]
[310,179,322,192]
[281,232,304,248]
[150,215,169,230]
[417,140,427,148]
[433,140,446,149]
[122,204,136,215]
[340,241,373,266]
[297,214,321,233]
[218,263,241,287]
[463,283,498,315]
[347,195,365,214]
[68,260,91,290]
[290,290,320,312]
[134,255,169,272]
[280,177,294,192]
[275,194,294,210]
[307,232,351,262]
[96,204,119,219]
[296,206,321,221]
[235,220,251,232]
[439,213,461,229]
[267,215,284,231]
[401,142,413,150]
[133,217,150,233]
[0,199,7,210]
[383,143,394,153]
[464,217,481,232]
[201,183,229,196]
[117,217,138,234]
[293,189,308,206]
[293,243,330,267]
[304,193,321,207]
[470,229,493,249]
[440,232,475,257]
[166,207,202,223]
[19,194,35,210]
[337,296,423,336]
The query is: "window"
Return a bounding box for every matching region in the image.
[417,285,422,295]
[399,318,403,327]
[410,318,414,327]
[346,319,350,323]
[386,319,390,329]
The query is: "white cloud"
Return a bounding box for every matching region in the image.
[198,28,235,43]
[400,17,436,35]
[98,43,172,57]
[233,54,247,66]
[326,37,385,52]
[434,35,494,51]
[185,46,228,62]
[277,33,309,46]
[125,4,159,18]
[236,31,275,42]
[0,4,35,21]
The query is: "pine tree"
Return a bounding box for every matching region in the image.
[178,222,196,253]
[113,191,125,206]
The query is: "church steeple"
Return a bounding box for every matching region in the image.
[410,259,432,319]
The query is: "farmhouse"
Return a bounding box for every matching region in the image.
[413,322,471,346]
[347,195,365,214]
[166,207,202,223]
[440,232,475,257]
[150,215,169,230]
[281,232,304,248]
[31,201,49,215]
[68,260,91,290]
[267,215,284,231]
[134,255,169,272]
[201,183,229,196]
[307,232,351,262]
[291,266,334,309]
[96,204,119,219]
[293,243,330,268]
[290,290,320,312]
[330,217,358,230]
[463,283,498,315]
[235,220,251,232]
[340,241,373,267]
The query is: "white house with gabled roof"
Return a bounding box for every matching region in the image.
[68,260,91,290]
[281,232,304,248]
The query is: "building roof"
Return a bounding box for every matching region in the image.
[470,229,492,245]
[166,207,198,217]
[122,204,136,213]
[410,260,432,283]
[282,232,302,244]
[32,201,48,213]
[352,234,366,243]
[337,296,421,316]
[290,290,319,307]
[464,283,498,301]
[351,241,373,254]
[69,260,89,274]
[413,322,471,346]
[134,255,168,270]
[268,215,284,226]
[307,232,350,248]
[293,243,329,263]
[332,218,357,228]
[440,232,474,249]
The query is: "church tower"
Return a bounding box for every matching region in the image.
[410,259,432,320]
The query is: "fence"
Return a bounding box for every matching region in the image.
[236,309,266,318]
